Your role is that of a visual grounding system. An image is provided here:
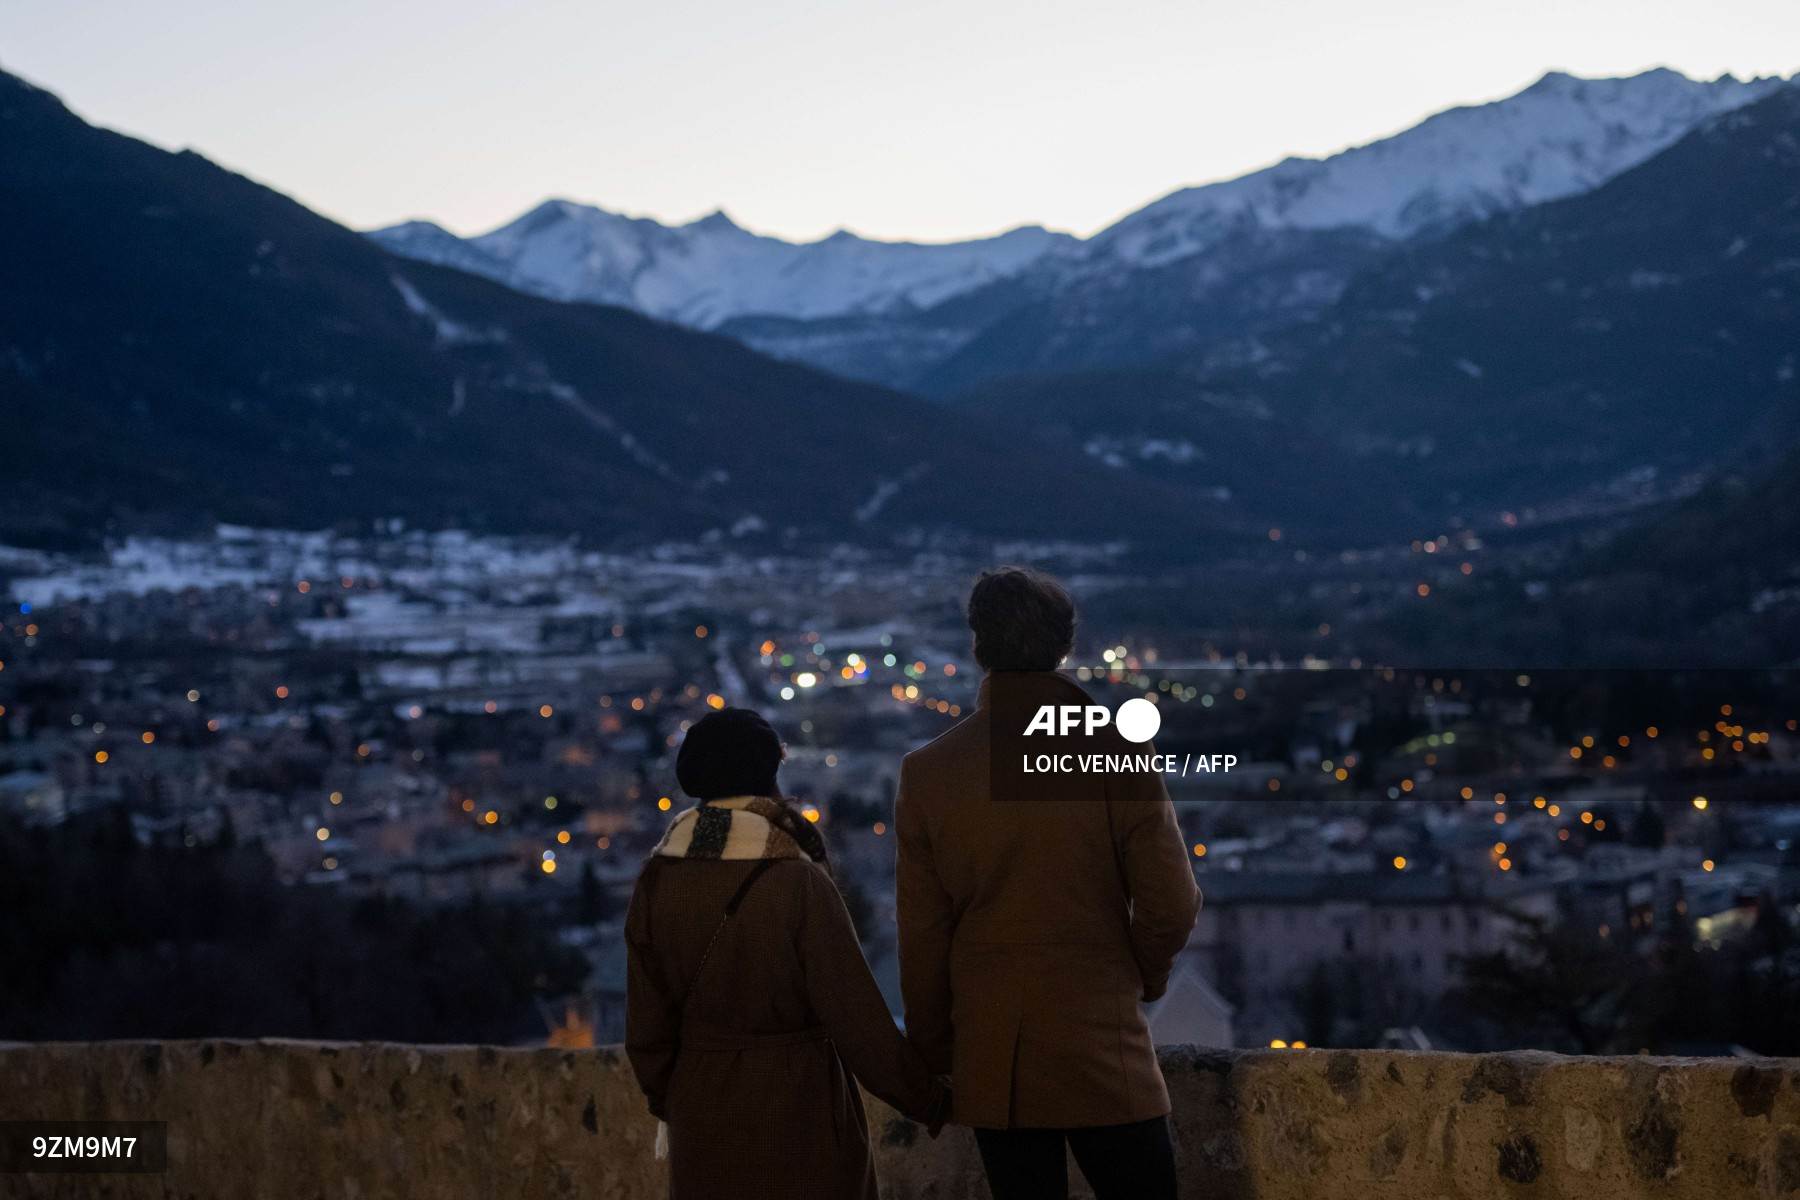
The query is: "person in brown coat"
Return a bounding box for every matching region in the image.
[896,567,1202,1200]
[626,707,947,1200]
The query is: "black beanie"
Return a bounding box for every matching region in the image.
[676,708,783,800]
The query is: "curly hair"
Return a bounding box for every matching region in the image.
[966,566,1076,671]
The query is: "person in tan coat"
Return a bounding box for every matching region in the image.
[626,708,947,1200]
[896,567,1201,1200]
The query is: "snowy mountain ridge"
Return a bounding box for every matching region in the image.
[1086,67,1785,270]
[369,67,1790,364]
[373,203,1073,329]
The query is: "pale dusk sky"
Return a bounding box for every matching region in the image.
[4,0,1796,243]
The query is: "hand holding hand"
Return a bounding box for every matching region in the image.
[925,1075,953,1138]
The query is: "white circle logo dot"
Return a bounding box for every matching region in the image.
[1116,698,1161,743]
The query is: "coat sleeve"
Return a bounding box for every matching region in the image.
[623,864,678,1120]
[796,863,939,1122]
[894,759,956,1075]
[1109,762,1202,1001]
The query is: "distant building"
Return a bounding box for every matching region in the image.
[1188,867,1558,1045]
[1147,963,1235,1048]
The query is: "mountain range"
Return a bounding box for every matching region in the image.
[0,68,1198,550]
[372,68,1786,393]
[963,81,1800,531]
[5,61,1800,558]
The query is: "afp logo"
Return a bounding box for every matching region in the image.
[1023,698,1161,744]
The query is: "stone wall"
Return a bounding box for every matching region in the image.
[2,1040,1797,1198]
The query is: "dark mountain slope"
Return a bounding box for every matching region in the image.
[1373,444,1800,666]
[959,84,1800,538]
[0,70,1211,549]
[913,225,1389,397]
[1201,83,1800,515]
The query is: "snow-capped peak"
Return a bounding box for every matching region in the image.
[371,200,1075,329]
[368,68,1789,334]
[1087,67,1787,269]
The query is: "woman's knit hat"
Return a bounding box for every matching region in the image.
[675,707,783,800]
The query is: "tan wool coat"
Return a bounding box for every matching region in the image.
[896,671,1202,1129]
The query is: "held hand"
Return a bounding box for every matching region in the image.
[925,1075,953,1138]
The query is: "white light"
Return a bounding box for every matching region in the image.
[779,686,795,700]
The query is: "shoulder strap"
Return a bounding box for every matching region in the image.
[681,858,778,1009]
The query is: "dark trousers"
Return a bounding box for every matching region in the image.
[973,1116,1177,1200]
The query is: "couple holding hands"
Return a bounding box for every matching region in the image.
[626,567,1202,1199]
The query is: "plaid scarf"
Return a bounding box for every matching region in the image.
[653,795,820,862]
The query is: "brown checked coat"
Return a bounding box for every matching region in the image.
[626,845,939,1199]
[896,671,1202,1129]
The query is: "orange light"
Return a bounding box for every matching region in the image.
[802,806,821,823]
[1702,859,1715,872]
[1498,858,1512,871]
[706,693,726,710]
[483,810,499,825]
[541,859,557,875]
[872,822,887,836]
[556,831,571,845]
[1193,843,1208,858]
[1415,583,1430,597]
[1392,856,1407,871]
[275,685,289,699]
[140,731,155,744]
[694,625,709,639]
[94,750,109,764]
[657,796,672,812]
[539,704,554,718]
